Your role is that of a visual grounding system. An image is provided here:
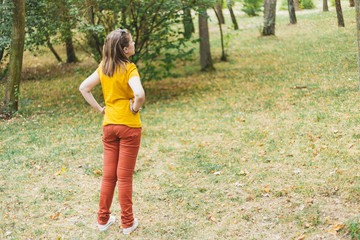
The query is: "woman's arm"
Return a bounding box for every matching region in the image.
[128,76,145,113]
[79,71,105,115]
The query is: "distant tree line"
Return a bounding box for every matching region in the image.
[1,0,359,117]
[0,0,241,116]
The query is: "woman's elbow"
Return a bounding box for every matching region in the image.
[135,92,145,101]
[79,84,89,93]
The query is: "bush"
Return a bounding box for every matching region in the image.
[241,0,263,16]
[279,0,288,10]
[279,0,315,10]
[300,0,315,9]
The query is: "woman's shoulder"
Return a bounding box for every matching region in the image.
[126,62,137,69]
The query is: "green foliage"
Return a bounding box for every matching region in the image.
[279,0,288,10]
[299,0,315,9]
[0,0,13,64]
[25,0,60,52]
[241,0,263,16]
[330,0,335,7]
[279,0,315,10]
[344,216,360,239]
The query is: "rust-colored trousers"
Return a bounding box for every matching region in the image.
[97,124,141,228]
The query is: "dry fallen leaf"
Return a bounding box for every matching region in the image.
[235,118,246,122]
[328,222,345,234]
[208,215,217,223]
[50,212,60,220]
[258,151,267,157]
[264,186,270,193]
[168,165,175,170]
[239,170,249,176]
[297,234,306,240]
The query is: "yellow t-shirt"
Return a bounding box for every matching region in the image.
[97,62,141,128]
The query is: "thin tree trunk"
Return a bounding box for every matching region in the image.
[355,0,360,90]
[350,0,355,7]
[288,0,297,24]
[199,7,214,71]
[183,7,194,39]
[4,0,25,114]
[335,0,345,27]
[294,0,300,10]
[215,1,225,24]
[263,0,277,36]
[85,1,102,62]
[323,0,329,11]
[0,49,3,63]
[47,39,62,63]
[227,0,239,30]
[121,5,127,25]
[213,7,226,61]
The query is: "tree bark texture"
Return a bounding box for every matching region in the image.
[287,0,297,24]
[227,0,239,30]
[183,7,194,39]
[335,0,345,27]
[350,0,355,7]
[64,32,78,63]
[215,2,225,24]
[263,0,277,36]
[213,7,226,61]
[199,8,214,71]
[4,0,25,113]
[354,0,360,90]
[323,0,329,11]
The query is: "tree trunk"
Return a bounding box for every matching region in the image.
[294,0,300,10]
[356,0,360,90]
[183,7,194,39]
[0,49,3,63]
[85,1,102,62]
[121,5,127,25]
[47,39,62,63]
[215,1,225,24]
[64,32,78,63]
[199,8,214,71]
[3,0,25,114]
[323,0,329,11]
[263,0,277,36]
[213,7,226,61]
[335,0,345,27]
[227,0,239,30]
[288,0,297,24]
[60,4,78,63]
[350,0,355,7]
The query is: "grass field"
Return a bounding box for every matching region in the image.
[2,3,360,240]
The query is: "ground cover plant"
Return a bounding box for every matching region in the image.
[2,4,360,239]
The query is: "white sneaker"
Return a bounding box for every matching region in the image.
[123,218,138,235]
[98,215,116,232]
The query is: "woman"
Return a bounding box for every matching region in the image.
[79,29,145,235]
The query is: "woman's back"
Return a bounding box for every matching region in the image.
[97,62,141,128]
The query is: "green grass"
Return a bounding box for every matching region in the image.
[1,4,360,239]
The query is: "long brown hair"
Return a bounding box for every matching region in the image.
[101,29,131,77]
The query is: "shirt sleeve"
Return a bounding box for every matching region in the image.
[127,63,140,82]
